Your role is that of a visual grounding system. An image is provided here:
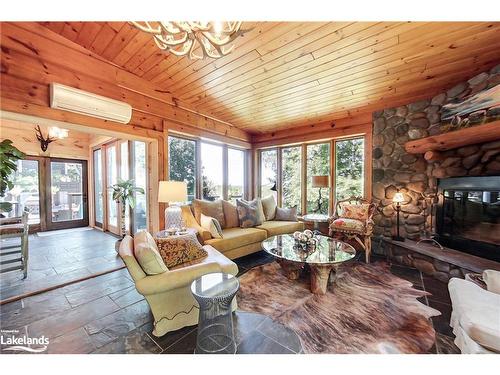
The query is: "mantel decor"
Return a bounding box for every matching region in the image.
[130,21,247,60]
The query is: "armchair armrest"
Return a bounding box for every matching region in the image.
[181,205,211,242]
[135,261,221,295]
[483,270,500,294]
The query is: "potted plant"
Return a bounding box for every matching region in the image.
[110,179,144,247]
[0,139,26,216]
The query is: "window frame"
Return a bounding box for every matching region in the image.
[167,133,249,202]
[257,134,369,216]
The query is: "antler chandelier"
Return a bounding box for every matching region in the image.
[130,21,244,60]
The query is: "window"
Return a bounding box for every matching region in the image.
[201,142,223,201]
[228,148,245,203]
[106,145,118,227]
[167,135,247,202]
[306,143,330,214]
[168,136,197,202]
[260,149,277,200]
[93,149,103,226]
[281,146,301,211]
[335,137,364,201]
[0,159,40,224]
[132,141,147,233]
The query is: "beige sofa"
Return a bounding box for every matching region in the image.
[180,201,305,259]
[118,235,238,337]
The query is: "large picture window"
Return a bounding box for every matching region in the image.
[281,146,301,211]
[168,136,197,202]
[335,137,365,201]
[260,149,278,200]
[306,143,330,214]
[167,135,247,202]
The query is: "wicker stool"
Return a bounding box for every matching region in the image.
[191,272,239,354]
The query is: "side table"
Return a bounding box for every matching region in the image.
[301,213,330,234]
[191,272,240,354]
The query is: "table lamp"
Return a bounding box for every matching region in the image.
[158,181,187,230]
[392,191,405,242]
[312,175,329,213]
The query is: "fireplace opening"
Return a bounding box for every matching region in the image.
[436,176,500,262]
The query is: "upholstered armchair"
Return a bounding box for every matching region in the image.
[118,235,238,337]
[328,196,377,263]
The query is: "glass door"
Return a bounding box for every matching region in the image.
[46,158,88,230]
[106,143,120,235]
[93,149,104,228]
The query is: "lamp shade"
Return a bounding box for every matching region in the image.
[311,175,329,188]
[158,181,187,203]
[393,192,405,204]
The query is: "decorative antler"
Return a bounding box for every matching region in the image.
[130,21,249,60]
[34,125,56,152]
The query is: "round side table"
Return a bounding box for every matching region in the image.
[301,213,330,231]
[191,272,240,354]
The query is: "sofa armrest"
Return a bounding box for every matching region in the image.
[135,261,221,295]
[483,270,500,294]
[181,205,212,242]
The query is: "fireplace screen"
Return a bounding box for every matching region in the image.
[437,176,500,262]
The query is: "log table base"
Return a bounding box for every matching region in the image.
[310,265,338,295]
[276,259,303,280]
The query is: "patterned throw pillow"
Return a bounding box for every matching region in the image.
[155,232,207,268]
[200,213,223,239]
[261,195,277,221]
[340,203,370,221]
[236,199,263,228]
[192,199,226,228]
[275,206,298,221]
[222,200,239,228]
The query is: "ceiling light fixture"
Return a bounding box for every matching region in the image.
[129,21,246,60]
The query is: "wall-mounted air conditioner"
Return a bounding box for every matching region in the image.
[50,83,132,124]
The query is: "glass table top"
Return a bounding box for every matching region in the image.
[191,272,239,299]
[262,234,356,265]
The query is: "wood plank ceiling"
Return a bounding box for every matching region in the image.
[40,21,500,134]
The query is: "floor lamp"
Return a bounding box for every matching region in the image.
[392,191,405,242]
[158,181,187,231]
[312,176,329,214]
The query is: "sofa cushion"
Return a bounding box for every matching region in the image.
[193,199,225,228]
[236,199,263,228]
[155,231,207,268]
[200,213,223,239]
[340,202,370,220]
[275,206,297,221]
[449,277,500,352]
[331,218,365,232]
[222,200,239,228]
[483,270,500,294]
[134,231,168,275]
[205,227,267,253]
[256,220,305,237]
[261,195,277,221]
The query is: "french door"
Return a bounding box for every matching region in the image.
[46,158,89,230]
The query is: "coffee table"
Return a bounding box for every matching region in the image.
[262,234,356,294]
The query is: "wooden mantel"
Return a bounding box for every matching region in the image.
[404,121,500,154]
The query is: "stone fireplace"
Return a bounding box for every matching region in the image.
[371,63,500,273]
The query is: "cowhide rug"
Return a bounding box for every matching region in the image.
[237,261,440,354]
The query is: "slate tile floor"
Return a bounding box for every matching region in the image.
[0,228,123,302]
[0,250,460,354]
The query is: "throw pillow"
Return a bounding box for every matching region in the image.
[236,199,262,228]
[275,206,298,221]
[192,199,226,228]
[483,270,500,294]
[200,213,224,239]
[133,231,168,275]
[341,203,370,220]
[261,195,277,221]
[155,232,207,268]
[222,200,239,228]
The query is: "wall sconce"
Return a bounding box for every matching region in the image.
[35,125,68,152]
